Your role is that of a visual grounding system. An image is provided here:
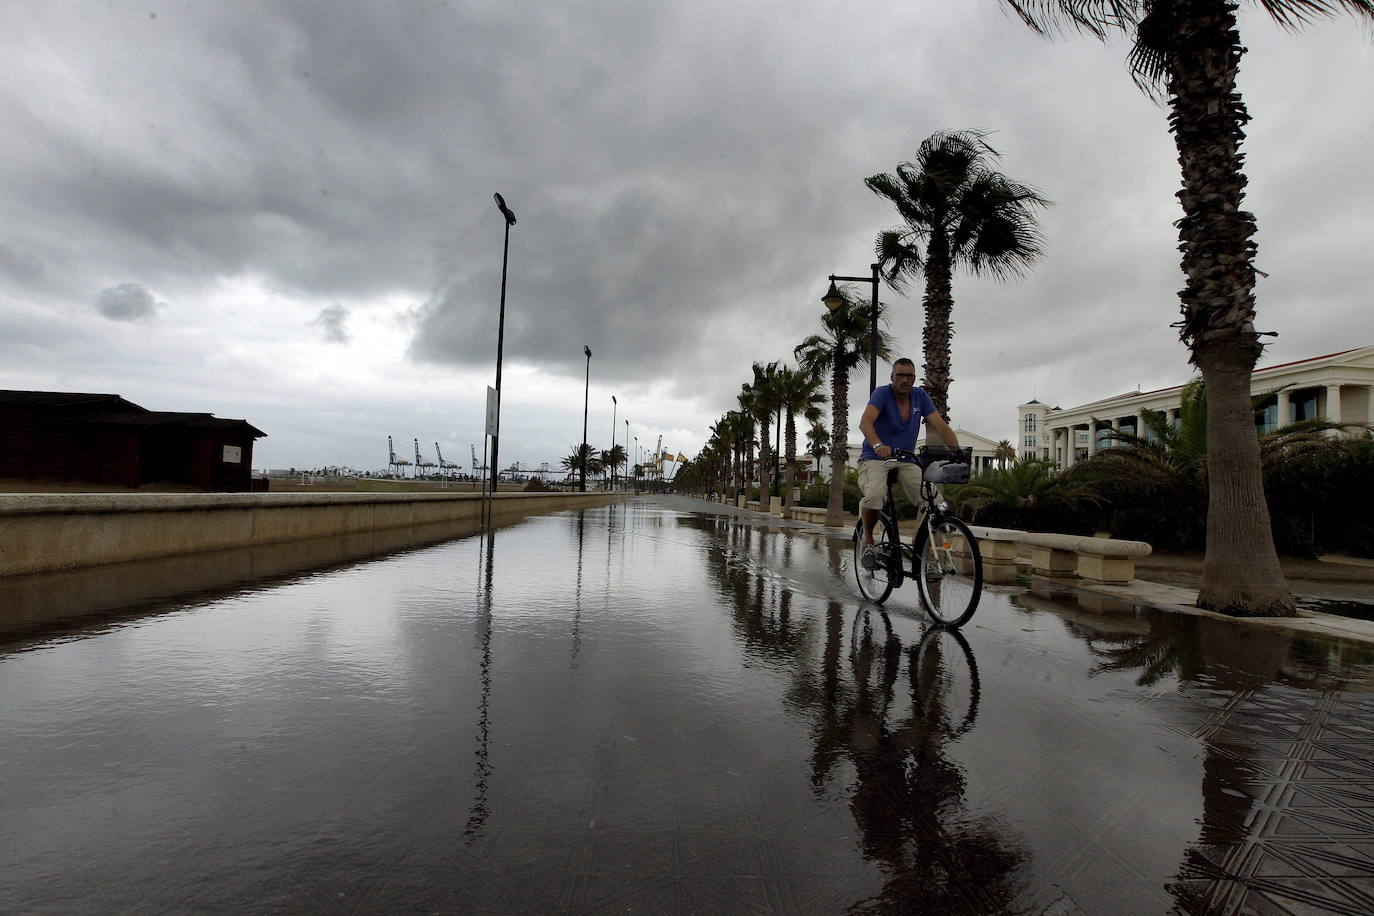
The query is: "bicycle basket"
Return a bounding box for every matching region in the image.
[917,445,973,484]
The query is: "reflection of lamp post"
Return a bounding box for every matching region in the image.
[624,419,630,492]
[580,345,592,492]
[822,262,881,394]
[490,192,517,492]
[610,395,618,491]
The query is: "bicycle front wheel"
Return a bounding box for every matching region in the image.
[853,517,897,604]
[914,516,982,627]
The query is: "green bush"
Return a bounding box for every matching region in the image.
[1266,436,1374,558]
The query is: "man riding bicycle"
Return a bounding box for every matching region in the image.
[858,358,960,570]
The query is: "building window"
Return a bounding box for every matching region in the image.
[1024,414,1037,432]
[1293,389,1319,422]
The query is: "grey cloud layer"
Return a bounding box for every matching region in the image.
[1,1,1370,466]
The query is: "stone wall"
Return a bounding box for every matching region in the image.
[0,491,628,576]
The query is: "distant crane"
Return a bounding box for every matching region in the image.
[387,436,412,478]
[471,444,488,474]
[435,442,460,477]
[413,439,437,477]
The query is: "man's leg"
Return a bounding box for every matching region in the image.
[861,507,879,546]
[857,461,884,547]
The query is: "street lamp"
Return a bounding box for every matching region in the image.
[633,436,639,492]
[624,419,629,492]
[490,192,517,493]
[580,344,592,492]
[610,395,618,491]
[823,262,881,394]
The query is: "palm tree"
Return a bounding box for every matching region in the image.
[747,361,782,500]
[999,2,1374,614]
[775,365,826,519]
[561,443,604,482]
[796,287,894,527]
[806,419,831,479]
[602,444,627,489]
[866,130,1050,420]
[995,439,1017,469]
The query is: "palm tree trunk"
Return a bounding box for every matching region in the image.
[783,408,797,519]
[1169,0,1293,616]
[826,345,848,527]
[744,422,755,503]
[757,416,771,508]
[921,238,955,419]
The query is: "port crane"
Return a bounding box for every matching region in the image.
[470,444,488,474]
[435,443,460,477]
[387,436,412,478]
[413,439,437,477]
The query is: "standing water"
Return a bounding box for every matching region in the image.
[2,497,1372,913]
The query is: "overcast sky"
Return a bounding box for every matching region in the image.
[2,1,1371,475]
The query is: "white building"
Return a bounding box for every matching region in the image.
[846,428,1005,475]
[1019,345,1374,467]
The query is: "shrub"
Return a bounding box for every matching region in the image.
[523,477,552,492]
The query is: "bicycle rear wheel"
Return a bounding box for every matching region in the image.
[853,516,897,604]
[914,516,982,627]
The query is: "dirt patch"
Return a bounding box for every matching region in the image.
[1138,551,1374,601]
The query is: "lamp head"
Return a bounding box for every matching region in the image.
[493,192,516,226]
[822,279,843,312]
[584,345,592,358]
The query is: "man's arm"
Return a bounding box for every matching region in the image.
[924,412,960,448]
[859,404,892,459]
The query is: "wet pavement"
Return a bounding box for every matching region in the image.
[3,495,1374,914]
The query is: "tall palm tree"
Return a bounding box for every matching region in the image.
[747,361,782,500]
[775,365,827,519]
[737,382,760,501]
[1001,0,1374,616]
[796,287,894,527]
[867,130,1050,420]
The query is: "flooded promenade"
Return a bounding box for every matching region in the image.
[2,496,1372,913]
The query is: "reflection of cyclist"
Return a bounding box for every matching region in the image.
[858,358,959,569]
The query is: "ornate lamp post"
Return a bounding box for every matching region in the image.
[822,262,881,393]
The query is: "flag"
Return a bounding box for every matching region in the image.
[676,453,687,462]
[661,450,671,460]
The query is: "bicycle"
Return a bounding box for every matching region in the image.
[852,445,983,628]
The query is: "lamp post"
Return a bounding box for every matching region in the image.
[580,345,592,492]
[633,436,639,492]
[610,395,617,491]
[625,419,629,492]
[822,262,882,394]
[490,192,517,492]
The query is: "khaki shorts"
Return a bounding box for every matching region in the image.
[858,459,924,511]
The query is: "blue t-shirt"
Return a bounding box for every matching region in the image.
[859,384,937,461]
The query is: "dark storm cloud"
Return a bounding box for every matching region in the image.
[310,305,351,344]
[94,282,163,322]
[1,1,1370,463]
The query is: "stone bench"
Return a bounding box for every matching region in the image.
[965,526,1151,584]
